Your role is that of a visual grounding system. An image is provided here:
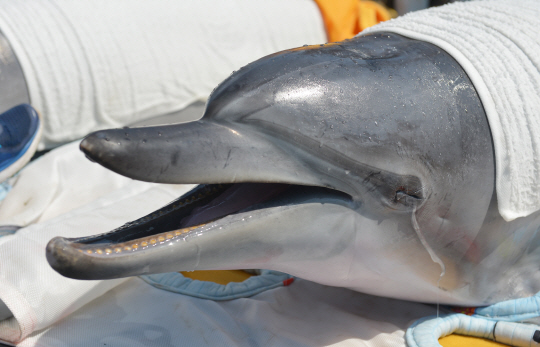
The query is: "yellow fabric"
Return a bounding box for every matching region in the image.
[313,0,392,42]
[439,335,510,347]
[180,270,253,285]
[357,1,392,31]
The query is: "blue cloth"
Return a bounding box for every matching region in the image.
[141,270,294,301]
[407,292,540,347]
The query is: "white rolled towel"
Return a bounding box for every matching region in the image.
[0,0,326,149]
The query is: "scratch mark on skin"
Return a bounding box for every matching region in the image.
[171,152,179,166]
[223,149,232,169]
[363,171,381,184]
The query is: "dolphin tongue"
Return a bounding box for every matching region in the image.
[181,183,290,226]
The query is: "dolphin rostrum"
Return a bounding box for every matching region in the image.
[46,33,540,306]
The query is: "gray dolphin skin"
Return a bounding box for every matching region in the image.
[47,33,540,306]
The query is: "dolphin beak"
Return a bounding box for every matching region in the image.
[80,120,322,187]
[47,121,358,280]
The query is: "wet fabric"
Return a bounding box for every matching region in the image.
[362,0,540,221]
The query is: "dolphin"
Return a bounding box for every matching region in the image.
[46,33,540,306]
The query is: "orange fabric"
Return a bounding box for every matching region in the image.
[313,0,392,42]
[180,270,253,285]
[440,335,510,347]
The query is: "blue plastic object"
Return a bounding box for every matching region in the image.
[0,104,41,180]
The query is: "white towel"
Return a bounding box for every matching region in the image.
[11,278,438,347]
[0,142,195,345]
[362,0,540,221]
[0,0,326,149]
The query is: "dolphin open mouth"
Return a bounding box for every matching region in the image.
[47,182,354,279]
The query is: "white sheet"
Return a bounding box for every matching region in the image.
[0,142,195,345]
[362,0,540,221]
[0,0,326,149]
[0,141,442,347]
[17,278,437,347]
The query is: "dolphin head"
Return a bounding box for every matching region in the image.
[47,33,495,304]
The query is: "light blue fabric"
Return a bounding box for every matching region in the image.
[0,180,11,202]
[0,178,17,238]
[475,293,540,322]
[407,292,540,347]
[0,225,19,238]
[141,270,294,301]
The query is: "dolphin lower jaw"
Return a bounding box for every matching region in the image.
[46,182,361,280]
[46,181,458,304]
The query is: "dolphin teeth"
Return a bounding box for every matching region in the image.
[50,183,354,258]
[47,182,355,280]
[70,222,210,256]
